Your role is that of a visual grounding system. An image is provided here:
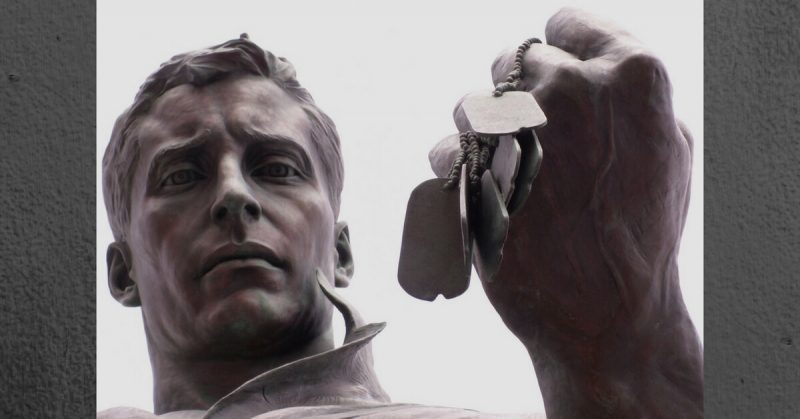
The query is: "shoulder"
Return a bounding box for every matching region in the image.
[251,403,545,418]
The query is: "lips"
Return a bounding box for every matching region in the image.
[198,242,286,279]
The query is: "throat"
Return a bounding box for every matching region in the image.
[149,327,335,414]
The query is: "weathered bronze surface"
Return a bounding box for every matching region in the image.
[461,90,546,135]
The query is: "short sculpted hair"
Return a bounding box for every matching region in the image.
[103,35,344,241]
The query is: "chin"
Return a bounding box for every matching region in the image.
[198,288,329,356]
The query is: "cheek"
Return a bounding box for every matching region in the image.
[271,187,336,271]
[130,199,205,291]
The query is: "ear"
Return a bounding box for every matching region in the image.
[333,221,354,288]
[107,242,141,307]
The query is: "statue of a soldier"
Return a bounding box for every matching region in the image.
[99,8,702,419]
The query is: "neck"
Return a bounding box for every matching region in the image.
[148,328,335,414]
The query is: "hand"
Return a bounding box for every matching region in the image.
[434,8,702,418]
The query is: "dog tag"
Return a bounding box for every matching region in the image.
[461,90,546,135]
[398,178,471,301]
[459,164,472,266]
[490,135,521,204]
[472,170,510,282]
[507,129,543,215]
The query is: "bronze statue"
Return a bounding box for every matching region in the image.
[99,8,702,419]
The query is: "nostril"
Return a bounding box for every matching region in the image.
[214,206,229,221]
[211,190,260,224]
[244,202,260,219]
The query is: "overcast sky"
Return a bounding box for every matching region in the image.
[97,0,703,414]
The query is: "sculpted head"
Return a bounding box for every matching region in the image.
[102,35,352,358]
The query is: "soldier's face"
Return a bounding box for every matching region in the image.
[125,75,337,357]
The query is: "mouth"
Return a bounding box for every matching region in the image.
[199,242,286,279]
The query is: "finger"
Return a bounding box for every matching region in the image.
[545,7,646,61]
[428,133,460,178]
[677,118,694,157]
[491,41,609,97]
[492,43,582,88]
[452,94,470,133]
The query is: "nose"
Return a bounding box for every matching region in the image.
[210,158,261,225]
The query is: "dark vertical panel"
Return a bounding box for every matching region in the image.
[0,0,95,416]
[706,0,800,417]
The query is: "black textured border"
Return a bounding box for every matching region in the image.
[0,0,95,416]
[705,0,800,417]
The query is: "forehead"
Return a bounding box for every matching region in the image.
[133,75,313,153]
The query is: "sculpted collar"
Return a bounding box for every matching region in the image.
[99,274,531,418]
[202,274,391,419]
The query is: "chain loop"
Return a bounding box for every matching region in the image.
[493,37,541,97]
[444,37,541,191]
[443,132,496,190]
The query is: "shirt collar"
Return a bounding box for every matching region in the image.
[204,273,391,419]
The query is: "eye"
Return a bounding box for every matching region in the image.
[253,162,298,179]
[162,169,204,187]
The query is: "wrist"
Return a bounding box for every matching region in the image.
[525,305,703,419]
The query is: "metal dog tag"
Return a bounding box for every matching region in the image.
[472,170,510,282]
[490,135,521,204]
[461,90,547,135]
[459,164,472,266]
[398,178,471,301]
[507,129,543,215]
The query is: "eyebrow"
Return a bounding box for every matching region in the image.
[237,127,314,175]
[146,131,213,186]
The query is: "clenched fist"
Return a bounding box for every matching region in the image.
[434,8,702,419]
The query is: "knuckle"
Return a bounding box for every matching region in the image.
[546,7,581,36]
[614,50,667,79]
[552,62,588,85]
[491,48,517,86]
[546,62,598,97]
